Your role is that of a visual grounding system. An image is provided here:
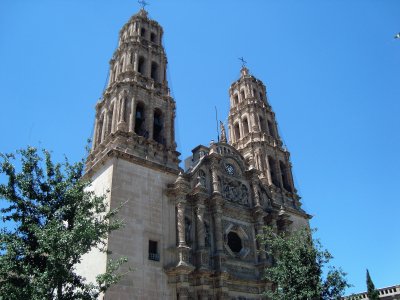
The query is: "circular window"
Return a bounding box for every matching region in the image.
[227,231,242,253]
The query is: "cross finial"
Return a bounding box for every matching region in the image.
[238,57,247,68]
[138,0,149,10]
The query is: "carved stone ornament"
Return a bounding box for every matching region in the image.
[221,177,249,206]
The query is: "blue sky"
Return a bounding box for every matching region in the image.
[1,0,399,294]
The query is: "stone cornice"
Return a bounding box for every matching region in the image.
[85,146,180,179]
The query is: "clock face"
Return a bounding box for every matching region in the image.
[225,163,235,176]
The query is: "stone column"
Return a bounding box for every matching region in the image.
[100,110,107,142]
[134,52,138,72]
[265,155,272,185]
[117,96,128,131]
[211,164,220,194]
[145,101,153,139]
[129,95,135,133]
[252,183,261,207]
[164,103,171,147]
[211,197,225,272]
[213,205,224,253]
[92,117,99,149]
[195,204,205,249]
[255,221,267,262]
[176,198,186,247]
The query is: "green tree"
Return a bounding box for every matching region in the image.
[258,227,350,300]
[366,269,380,300]
[0,147,126,299]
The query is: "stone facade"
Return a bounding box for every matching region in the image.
[343,285,400,300]
[79,8,311,300]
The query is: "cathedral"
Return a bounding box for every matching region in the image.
[78,8,310,300]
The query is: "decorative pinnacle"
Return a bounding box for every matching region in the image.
[138,0,149,10]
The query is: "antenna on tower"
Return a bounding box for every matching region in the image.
[215,106,220,142]
[138,0,149,10]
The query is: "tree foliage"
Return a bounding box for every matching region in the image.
[366,269,380,300]
[0,147,126,299]
[258,227,350,300]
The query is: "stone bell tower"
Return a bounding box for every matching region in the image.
[228,67,301,208]
[81,9,181,299]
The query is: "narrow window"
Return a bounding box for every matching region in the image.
[107,107,113,134]
[280,161,292,192]
[259,91,263,101]
[135,103,146,137]
[151,62,159,82]
[150,32,157,43]
[140,27,146,37]
[267,120,276,138]
[243,118,249,135]
[148,240,159,261]
[153,109,163,143]
[233,94,239,105]
[96,114,104,145]
[234,123,240,141]
[138,57,145,75]
[120,59,124,73]
[259,116,266,132]
[268,156,280,187]
[240,90,245,101]
[253,88,256,98]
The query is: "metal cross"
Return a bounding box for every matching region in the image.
[238,57,247,68]
[138,0,149,9]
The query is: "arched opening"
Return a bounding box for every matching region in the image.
[140,27,146,37]
[185,217,192,246]
[107,107,114,134]
[253,88,256,98]
[234,123,240,141]
[150,32,157,43]
[153,109,163,144]
[96,114,104,146]
[259,91,264,101]
[134,103,146,137]
[124,97,130,123]
[243,118,249,135]
[268,156,280,187]
[267,120,276,138]
[138,56,145,75]
[227,232,242,253]
[151,62,159,82]
[120,59,124,73]
[233,94,239,105]
[280,161,292,192]
[240,89,245,101]
[259,116,266,132]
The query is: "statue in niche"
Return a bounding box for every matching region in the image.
[220,121,227,143]
[198,170,206,187]
[185,217,192,246]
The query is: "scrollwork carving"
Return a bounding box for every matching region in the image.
[221,178,249,206]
